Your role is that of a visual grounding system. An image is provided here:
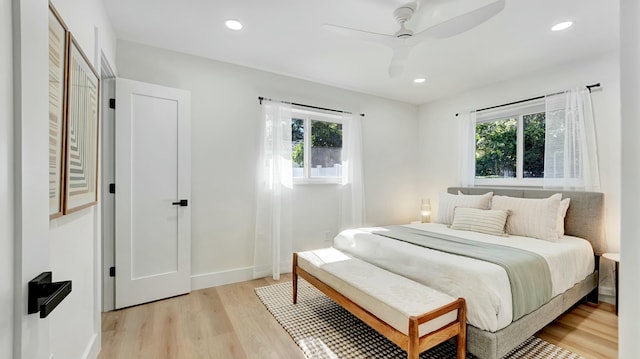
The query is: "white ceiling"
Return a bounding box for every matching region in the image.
[104,0,619,105]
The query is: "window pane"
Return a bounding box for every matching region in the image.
[292,118,304,178]
[544,109,567,179]
[475,118,517,178]
[310,120,342,178]
[523,113,545,178]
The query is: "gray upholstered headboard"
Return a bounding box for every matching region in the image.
[448,187,606,255]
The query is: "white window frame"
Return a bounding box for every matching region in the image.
[292,108,344,185]
[474,100,545,187]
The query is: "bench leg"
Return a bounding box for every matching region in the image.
[292,253,298,304]
[456,328,466,359]
[407,317,419,359]
[457,299,467,359]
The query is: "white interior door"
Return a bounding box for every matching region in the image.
[115,78,191,309]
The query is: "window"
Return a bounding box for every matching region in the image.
[474,100,545,185]
[291,109,343,183]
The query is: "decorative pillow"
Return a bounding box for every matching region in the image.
[450,207,509,236]
[436,192,493,225]
[490,194,562,241]
[556,198,570,237]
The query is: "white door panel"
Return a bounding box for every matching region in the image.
[131,94,179,278]
[115,78,191,309]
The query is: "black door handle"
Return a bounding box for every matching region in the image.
[172,199,188,207]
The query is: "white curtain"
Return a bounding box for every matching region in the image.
[459,111,477,186]
[544,87,601,190]
[340,114,366,229]
[253,101,293,280]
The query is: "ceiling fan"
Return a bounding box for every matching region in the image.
[323,0,506,78]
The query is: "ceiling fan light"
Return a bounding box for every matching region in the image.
[551,21,573,32]
[414,78,426,84]
[225,19,243,31]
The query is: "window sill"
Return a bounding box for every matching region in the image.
[473,178,544,187]
[293,178,342,185]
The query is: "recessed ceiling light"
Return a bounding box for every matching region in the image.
[551,21,573,32]
[225,19,243,31]
[413,78,426,84]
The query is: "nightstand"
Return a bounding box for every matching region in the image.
[602,252,620,315]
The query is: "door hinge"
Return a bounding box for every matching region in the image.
[109,98,116,109]
[109,267,115,277]
[109,183,115,194]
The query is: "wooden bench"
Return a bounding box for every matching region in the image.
[293,248,467,359]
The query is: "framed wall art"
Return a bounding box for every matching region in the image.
[63,36,100,214]
[48,3,68,219]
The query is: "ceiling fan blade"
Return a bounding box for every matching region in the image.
[323,24,395,47]
[409,0,505,44]
[388,44,412,78]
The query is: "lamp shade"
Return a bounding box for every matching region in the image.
[420,199,431,223]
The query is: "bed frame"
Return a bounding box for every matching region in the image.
[448,187,604,359]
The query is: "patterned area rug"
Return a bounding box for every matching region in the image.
[255,280,584,359]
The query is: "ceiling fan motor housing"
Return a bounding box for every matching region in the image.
[393,3,417,37]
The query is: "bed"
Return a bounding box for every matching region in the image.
[332,187,604,359]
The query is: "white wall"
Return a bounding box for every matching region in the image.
[46,1,116,357]
[620,0,640,357]
[13,1,52,357]
[1,0,13,356]
[11,0,115,358]
[50,0,116,76]
[417,52,621,295]
[115,40,420,288]
[49,211,98,359]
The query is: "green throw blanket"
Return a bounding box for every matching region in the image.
[373,226,552,321]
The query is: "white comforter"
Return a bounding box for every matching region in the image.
[332,223,595,332]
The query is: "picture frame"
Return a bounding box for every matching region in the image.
[48,3,69,219]
[63,35,100,214]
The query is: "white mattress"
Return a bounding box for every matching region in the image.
[332,223,595,332]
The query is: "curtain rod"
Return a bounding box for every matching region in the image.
[258,96,365,117]
[454,83,601,117]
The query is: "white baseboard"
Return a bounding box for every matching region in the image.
[191,266,254,291]
[191,262,293,291]
[81,333,99,359]
[599,293,615,305]
[599,284,615,296]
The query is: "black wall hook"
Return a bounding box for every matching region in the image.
[28,272,72,318]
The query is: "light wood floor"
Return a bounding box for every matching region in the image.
[99,275,618,359]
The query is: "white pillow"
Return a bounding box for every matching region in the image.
[450,207,509,236]
[490,194,562,242]
[437,192,493,225]
[557,198,570,237]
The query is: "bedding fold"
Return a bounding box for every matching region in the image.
[373,225,552,321]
